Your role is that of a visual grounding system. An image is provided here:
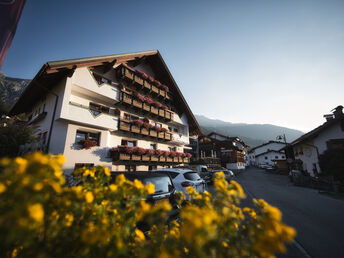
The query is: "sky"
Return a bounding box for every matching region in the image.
[2,0,344,132]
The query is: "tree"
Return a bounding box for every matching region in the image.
[0,116,37,158]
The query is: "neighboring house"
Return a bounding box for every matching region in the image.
[290,106,344,177]
[255,150,286,167]
[201,132,248,170]
[248,141,287,166]
[10,50,201,174]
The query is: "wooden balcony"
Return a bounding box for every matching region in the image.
[118,120,172,142]
[119,120,131,131]
[119,91,173,121]
[111,147,190,164]
[120,66,171,99]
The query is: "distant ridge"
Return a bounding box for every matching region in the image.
[195,114,304,148]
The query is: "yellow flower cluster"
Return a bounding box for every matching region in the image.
[0,152,295,258]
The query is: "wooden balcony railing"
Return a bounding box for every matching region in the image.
[118,120,172,142]
[111,149,190,164]
[119,66,171,100]
[119,92,174,121]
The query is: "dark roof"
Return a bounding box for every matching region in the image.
[256,150,285,157]
[249,141,286,153]
[199,135,240,151]
[291,115,344,146]
[9,50,201,135]
[207,132,248,147]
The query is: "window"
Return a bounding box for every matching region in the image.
[121,139,136,147]
[125,165,136,172]
[89,102,109,116]
[123,113,139,122]
[275,156,278,159]
[93,73,104,85]
[150,144,157,150]
[74,163,94,170]
[168,127,172,132]
[75,130,100,145]
[282,155,285,159]
[168,147,176,152]
[265,156,268,160]
[173,128,179,133]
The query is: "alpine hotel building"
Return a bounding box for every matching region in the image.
[10,51,201,174]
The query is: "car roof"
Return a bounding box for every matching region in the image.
[153,168,196,174]
[111,171,170,178]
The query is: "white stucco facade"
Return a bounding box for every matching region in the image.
[249,141,286,166]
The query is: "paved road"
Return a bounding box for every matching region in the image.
[227,167,344,258]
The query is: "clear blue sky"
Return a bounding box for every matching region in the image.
[2,0,344,132]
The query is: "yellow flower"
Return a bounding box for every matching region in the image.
[27,203,44,223]
[109,184,118,191]
[104,167,111,177]
[135,228,145,241]
[14,157,27,174]
[64,213,74,227]
[133,179,144,189]
[85,192,94,203]
[144,184,155,194]
[0,183,7,194]
[33,183,43,191]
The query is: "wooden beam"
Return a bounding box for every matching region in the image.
[103,59,117,73]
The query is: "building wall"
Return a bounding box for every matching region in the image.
[255,151,286,166]
[293,122,344,176]
[253,142,286,156]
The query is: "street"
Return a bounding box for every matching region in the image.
[208,167,344,258]
[237,167,344,258]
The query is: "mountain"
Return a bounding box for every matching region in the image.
[195,114,304,148]
[0,72,30,113]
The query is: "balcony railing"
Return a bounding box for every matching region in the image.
[119,66,170,99]
[119,91,174,121]
[118,120,172,141]
[110,148,190,164]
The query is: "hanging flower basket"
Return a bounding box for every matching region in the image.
[133,119,144,127]
[79,139,97,149]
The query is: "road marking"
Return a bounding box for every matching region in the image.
[238,179,313,258]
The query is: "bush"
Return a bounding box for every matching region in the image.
[0,153,295,257]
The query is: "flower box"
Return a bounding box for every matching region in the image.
[122,93,132,105]
[141,127,149,136]
[159,156,166,162]
[134,75,144,85]
[131,125,140,134]
[119,120,131,131]
[166,157,173,162]
[158,109,165,117]
[164,133,172,141]
[149,130,158,138]
[132,154,141,161]
[158,132,165,139]
[165,111,172,120]
[133,99,142,109]
[151,156,158,162]
[151,106,158,115]
[142,155,150,162]
[151,85,159,94]
[173,157,179,163]
[143,81,151,90]
[143,103,150,112]
[183,157,190,163]
[79,139,97,149]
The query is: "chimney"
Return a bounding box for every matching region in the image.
[332,105,343,119]
[323,114,334,122]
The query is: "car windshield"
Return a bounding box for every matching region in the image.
[184,172,201,181]
[141,176,173,193]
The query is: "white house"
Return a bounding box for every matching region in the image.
[10,50,201,174]
[248,141,287,167]
[291,106,344,177]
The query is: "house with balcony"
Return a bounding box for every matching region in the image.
[10,50,201,174]
[290,106,344,177]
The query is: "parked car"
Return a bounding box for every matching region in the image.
[211,168,234,182]
[186,165,212,183]
[152,168,206,199]
[111,172,179,223]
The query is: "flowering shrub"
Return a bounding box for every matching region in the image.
[0,153,296,257]
[79,139,97,149]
